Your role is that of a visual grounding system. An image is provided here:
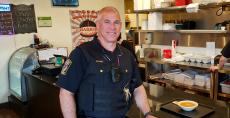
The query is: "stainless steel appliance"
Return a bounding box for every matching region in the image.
[8,46,39,102]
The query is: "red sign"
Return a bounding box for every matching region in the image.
[70,10,98,48]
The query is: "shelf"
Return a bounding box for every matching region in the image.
[218,92,230,98]
[134,2,230,13]
[148,77,210,94]
[134,6,186,13]
[145,58,212,69]
[134,30,228,34]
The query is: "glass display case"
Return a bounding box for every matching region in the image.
[8,46,39,102]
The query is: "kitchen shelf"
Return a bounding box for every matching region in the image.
[135,30,228,34]
[134,2,230,13]
[145,58,212,69]
[148,76,210,94]
[218,92,230,98]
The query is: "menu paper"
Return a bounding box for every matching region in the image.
[38,48,68,61]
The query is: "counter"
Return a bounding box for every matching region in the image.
[22,72,62,118]
[143,83,229,118]
[23,73,229,118]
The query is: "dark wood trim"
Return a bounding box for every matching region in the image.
[0,102,9,109]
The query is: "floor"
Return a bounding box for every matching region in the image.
[0,108,20,118]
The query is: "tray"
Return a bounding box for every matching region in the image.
[160,99,215,118]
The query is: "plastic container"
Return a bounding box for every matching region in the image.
[220,79,230,94]
[163,49,172,59]
[175,0,186,6]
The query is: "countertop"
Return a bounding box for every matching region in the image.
[144,83,229,118]
[23,73,229,118]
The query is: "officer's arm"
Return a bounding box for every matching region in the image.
[59,88,77,118]
[134,85,157,118]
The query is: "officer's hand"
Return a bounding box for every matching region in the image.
[209,65,219,72]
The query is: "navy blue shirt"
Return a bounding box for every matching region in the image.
[56,37,142,94]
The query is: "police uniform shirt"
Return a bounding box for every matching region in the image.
[56,37,142,95]
[221,40,230,58]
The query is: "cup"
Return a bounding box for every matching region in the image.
[55,55,63,66]
[221,26,225,30]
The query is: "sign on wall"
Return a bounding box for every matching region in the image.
[0,10,14,35]
[12,4,37,34]
[0,4,37,35]
[0,4,11,11]
[0,4,14,35]
[69,10,98,48]
[38,16,52,27]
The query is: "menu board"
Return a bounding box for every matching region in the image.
[0,12,14,35]
[12,4,37,34]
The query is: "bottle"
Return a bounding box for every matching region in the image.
[171,40,177,58]
[34,34,40,45]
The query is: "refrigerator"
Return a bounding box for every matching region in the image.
[8,46,39,102]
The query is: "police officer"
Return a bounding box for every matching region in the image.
[56,6,156,118]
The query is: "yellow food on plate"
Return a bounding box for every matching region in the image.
[174,100,199,111]
[180,101,196,107]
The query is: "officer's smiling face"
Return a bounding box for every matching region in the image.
[96,10,122,43]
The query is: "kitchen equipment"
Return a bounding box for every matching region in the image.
[220,79,230,94]
[8,47,39,102]
[144,48,161,59]
[182,21,196,29]
[163,23,176,30]
[161,2,171,8]
[163,49,172,59]
[175,0,186,6]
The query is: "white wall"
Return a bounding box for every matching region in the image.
[0,0,125,103]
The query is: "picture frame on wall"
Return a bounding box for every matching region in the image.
[52,0,79,6]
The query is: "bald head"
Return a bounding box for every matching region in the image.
[96,6,120,23]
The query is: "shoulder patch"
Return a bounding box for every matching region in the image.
[61,59,72,75]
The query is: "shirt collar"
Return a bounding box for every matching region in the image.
[92,36,123,56]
